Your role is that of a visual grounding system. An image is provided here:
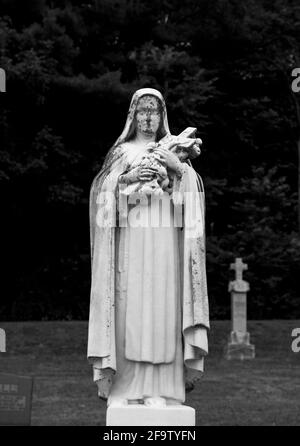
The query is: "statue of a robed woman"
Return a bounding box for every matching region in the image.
[87,88,209,408]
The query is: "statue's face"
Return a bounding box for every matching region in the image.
[135,95,161,136]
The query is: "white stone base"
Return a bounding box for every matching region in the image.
[106,405,195,426]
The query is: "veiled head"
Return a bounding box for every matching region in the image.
[134,95,162,137]
[98,89,170,176]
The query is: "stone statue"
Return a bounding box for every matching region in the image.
[121,128,202,197]
[87,88,209,409]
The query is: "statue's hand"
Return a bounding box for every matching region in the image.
[138,166,159,181]
[153,147,184,178]
[96,374,113,400]
[120,165,159,184]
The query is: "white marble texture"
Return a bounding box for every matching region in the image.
[107,405,195,426]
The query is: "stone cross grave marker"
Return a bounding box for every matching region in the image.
[225,257,255,360]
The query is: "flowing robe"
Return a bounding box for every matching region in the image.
[87,142,209,402]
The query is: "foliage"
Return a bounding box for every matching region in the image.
[0,0,299,319]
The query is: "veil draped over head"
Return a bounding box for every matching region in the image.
[89,88,171,264]
[87,88,209,386]
[96,88,170,185]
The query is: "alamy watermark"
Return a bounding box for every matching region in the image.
[0,68,6,92]
[95,188,204,239]
[291,68,300,93]
[291,328,300,353]
[0,328,6,352]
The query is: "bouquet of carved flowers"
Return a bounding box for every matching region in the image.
[119,129,202,197]
[119,144,169,197]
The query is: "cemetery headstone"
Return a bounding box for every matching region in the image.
[0,373,33,426]
[0,328,34,425]
[225,258,255,360]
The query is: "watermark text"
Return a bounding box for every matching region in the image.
[0,68,6,92]
[291,68,300,93]
[291,328,300,353]
[0,328,6,352]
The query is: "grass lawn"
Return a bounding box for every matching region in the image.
[0,320,299,426]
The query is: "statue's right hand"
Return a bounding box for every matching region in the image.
[96,376,112,400]
[137,166,158,181]
[120,165,158,184]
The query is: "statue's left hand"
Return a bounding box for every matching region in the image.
[153,147,182,173]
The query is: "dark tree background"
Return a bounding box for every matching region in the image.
[0,0,299,320]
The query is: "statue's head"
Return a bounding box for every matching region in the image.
[134,94,162,138]
[110,88,169,150]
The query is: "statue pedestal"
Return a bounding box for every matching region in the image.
[106,405,195,426]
